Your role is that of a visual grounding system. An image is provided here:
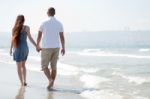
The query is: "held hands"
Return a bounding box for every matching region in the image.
[36,45,65,56]
[36,45,42,52]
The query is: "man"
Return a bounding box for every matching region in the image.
[36,7,65,90]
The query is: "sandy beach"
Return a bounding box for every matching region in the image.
[0,62,86,99]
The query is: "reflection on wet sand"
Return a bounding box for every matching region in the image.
[15,87,25,99]
[47,92,54,99]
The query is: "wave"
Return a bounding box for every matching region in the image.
[23,55,100,75]
[133,96,148,99]
[57,63,80,76]
[80,67,99,73]
[112,71,150,85]
[82,48,101,53]
[80,74,110,88]
[139,48,150,52]
[80,89,148,99]
[25,62,81,76]
[78,49,150,59]
[0,51,99,76]
[80,89,123,99]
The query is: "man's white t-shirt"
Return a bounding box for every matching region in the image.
[39,17,64,48]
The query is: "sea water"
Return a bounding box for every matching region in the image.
[0,31,150,99]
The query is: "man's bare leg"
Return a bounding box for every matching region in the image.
[43,67,53,89]
[50,69,57,87]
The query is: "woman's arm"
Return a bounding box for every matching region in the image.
[26,26,37,47]
[10,38,13,56]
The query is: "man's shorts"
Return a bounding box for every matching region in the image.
[41,48,60,70]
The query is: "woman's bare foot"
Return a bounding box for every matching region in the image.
[24,82,27,86]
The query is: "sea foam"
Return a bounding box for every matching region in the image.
[112,71,150,85]
[139,48,150,52]
[80,74,110,88]
[78,49,150,59]
[80,89,123,99]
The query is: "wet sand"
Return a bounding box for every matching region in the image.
[0,62,85,99]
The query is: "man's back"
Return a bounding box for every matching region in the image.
[39,17,63,48]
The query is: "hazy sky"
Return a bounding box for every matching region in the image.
[0,0,150,33]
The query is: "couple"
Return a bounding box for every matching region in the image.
[10,7,65,90]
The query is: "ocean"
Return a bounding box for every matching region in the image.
[0,31,150,99]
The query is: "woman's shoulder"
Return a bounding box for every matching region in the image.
[22,25,30,34]
[23,25,30,31]
[24,25,30,29]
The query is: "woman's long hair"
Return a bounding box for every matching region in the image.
[12,15,25,48]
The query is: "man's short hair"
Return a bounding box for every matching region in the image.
[48,7,55,16]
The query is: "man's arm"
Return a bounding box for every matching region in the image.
[59,32,65,56]
[36,31,42,52]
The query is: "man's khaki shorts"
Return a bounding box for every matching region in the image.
[41,48,60,70]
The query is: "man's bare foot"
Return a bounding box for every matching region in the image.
[47,79,54,90]
[51,81,54,87]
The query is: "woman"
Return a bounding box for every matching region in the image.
[10,15,36,86]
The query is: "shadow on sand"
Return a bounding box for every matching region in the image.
[48,88,99,94]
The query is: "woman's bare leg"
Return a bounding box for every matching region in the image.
[22,61,27,85]
[16,62,23,86]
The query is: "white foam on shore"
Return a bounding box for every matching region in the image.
[0,51,82,76]
[81,89,148,99]
[26,62,100,76]
[126,76,149,85]
[80,74,110,88]
[25,62,81,76]
[80,67,99,73]
[112,71,150,85]
[139,48,150,52]
[57,63,80,76]
[83,49,101,53]
[0,52,80,76]
[78,49,150,59]
[80,90,123,99]
[133,96,148,99]
[79,51,150,59]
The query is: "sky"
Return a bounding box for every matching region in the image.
[0,0,150,33]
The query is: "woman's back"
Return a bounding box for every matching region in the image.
[18,28,28,48]
[13,26,29,62]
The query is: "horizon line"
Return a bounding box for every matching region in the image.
[1,30,150,33]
